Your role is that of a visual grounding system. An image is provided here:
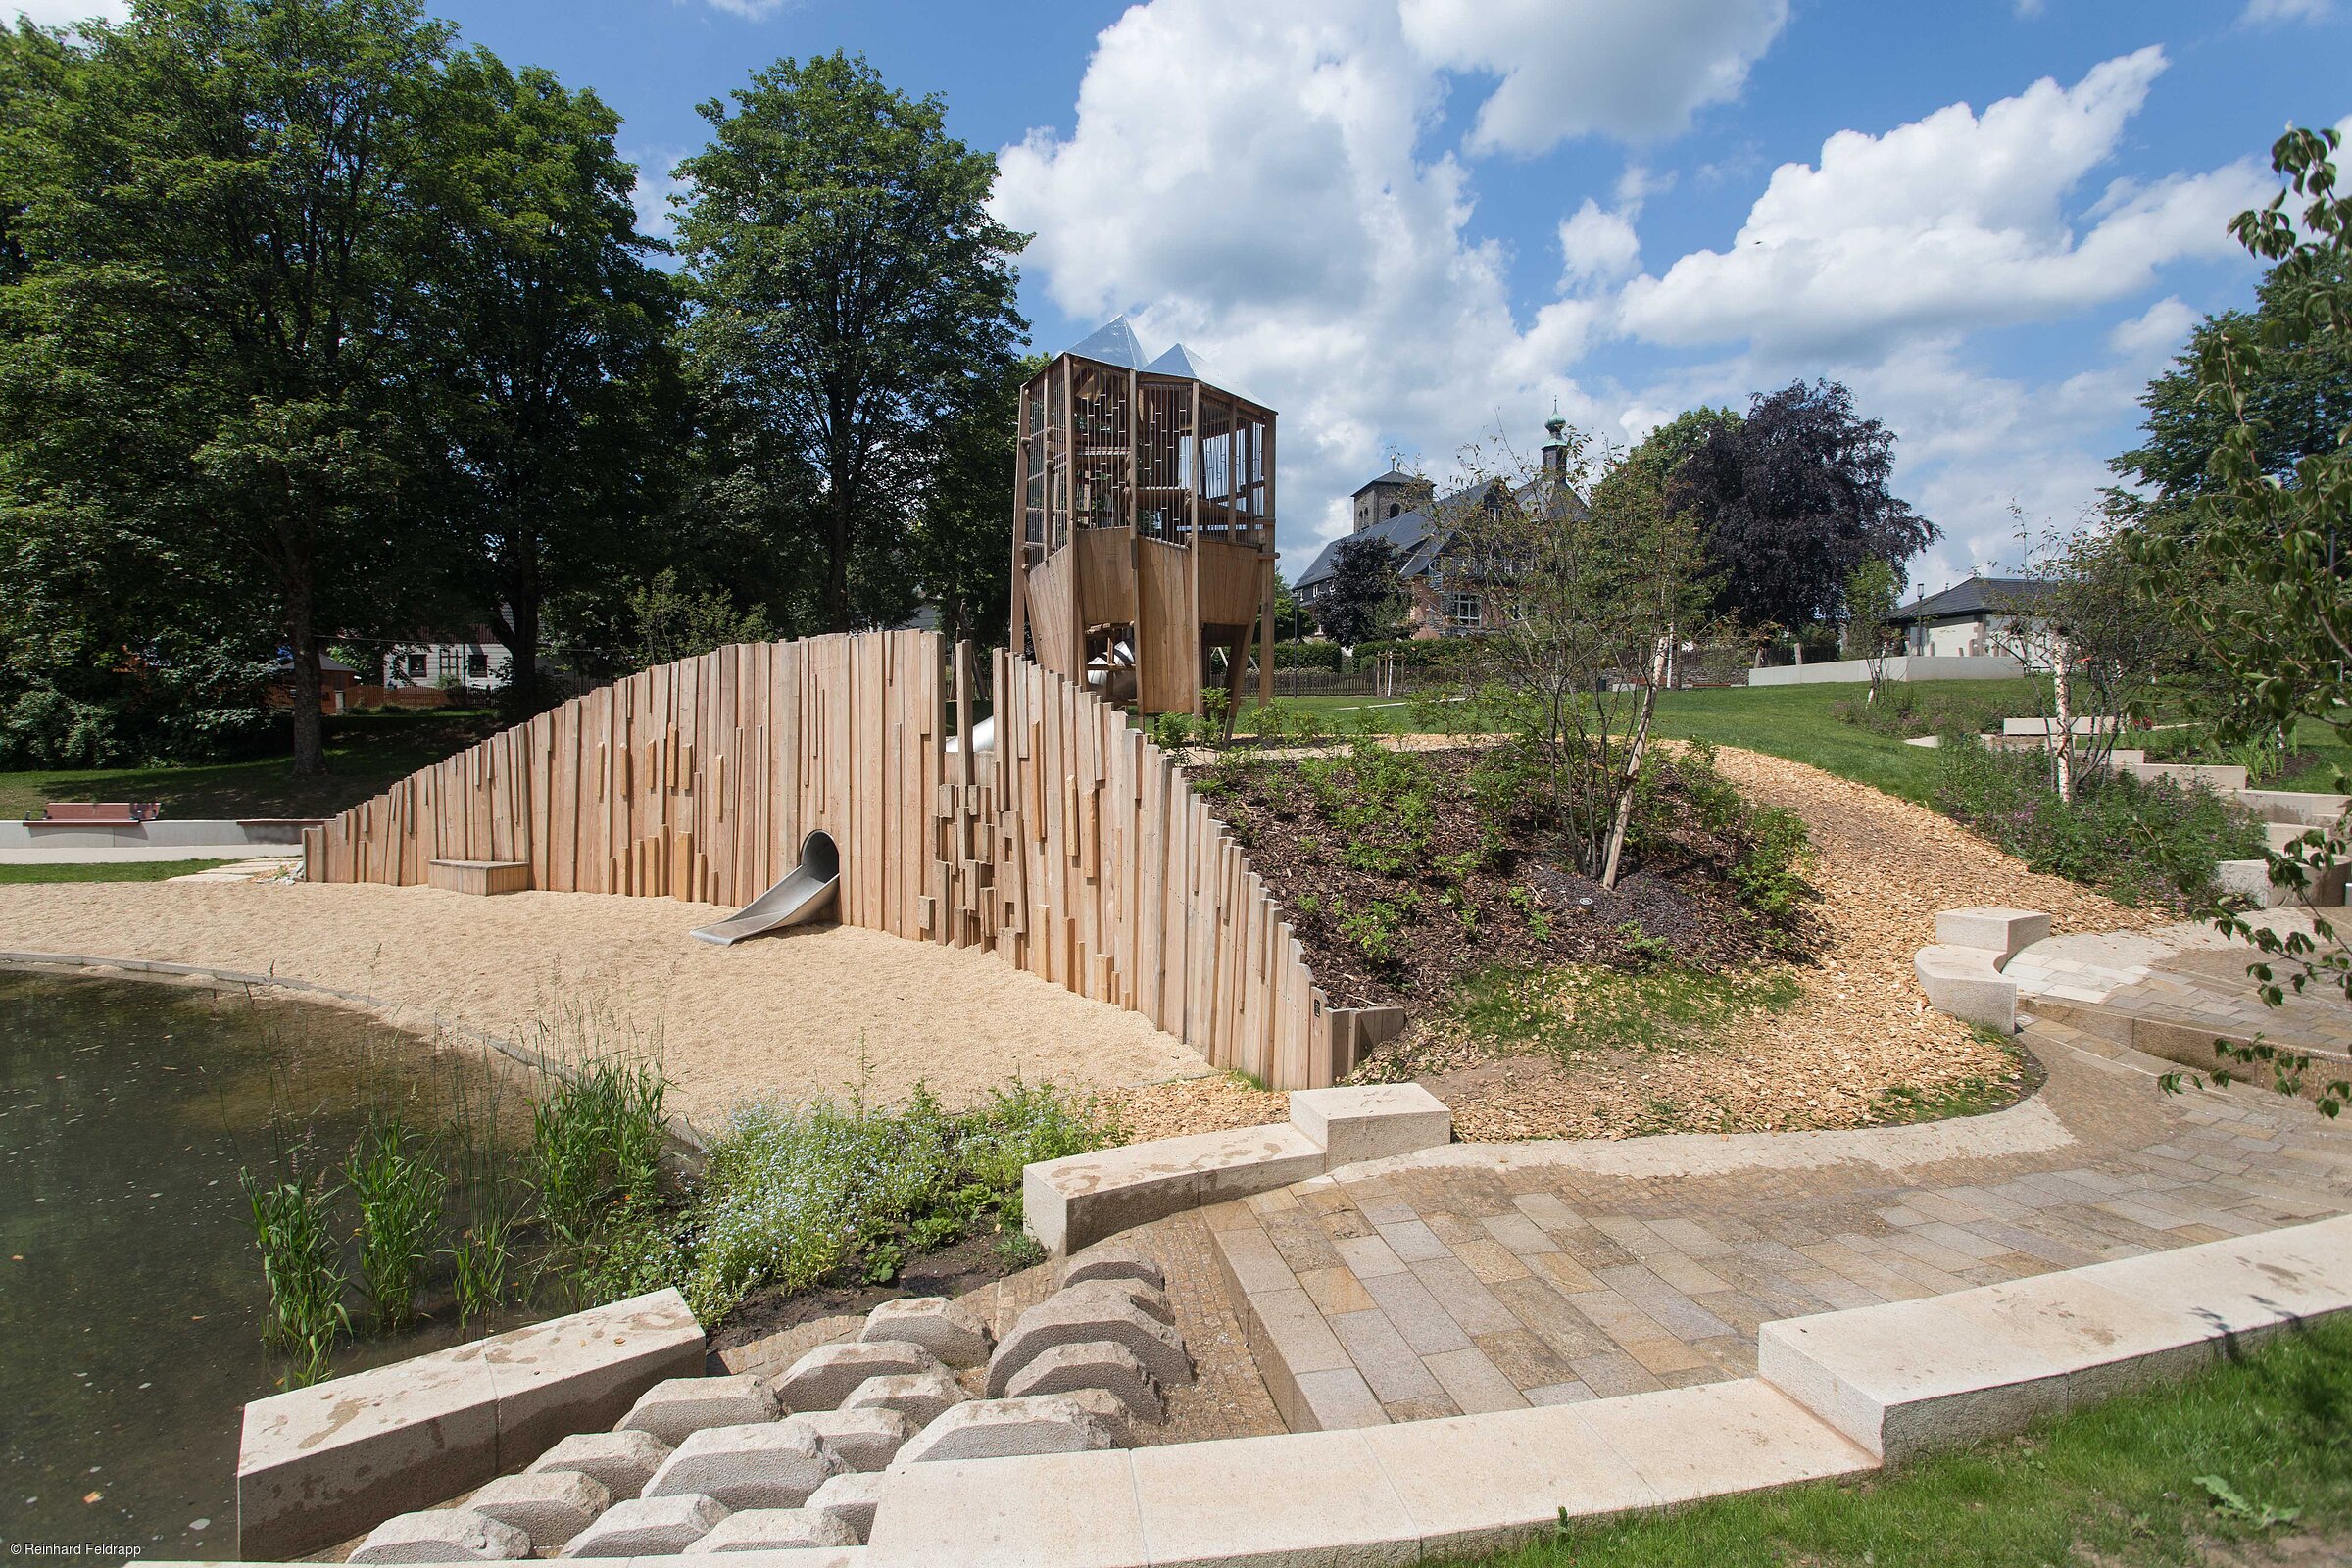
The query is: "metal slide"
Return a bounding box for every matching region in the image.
[689,830,841,946]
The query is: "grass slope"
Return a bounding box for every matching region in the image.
[1445,1315,2352,1568]
[0,710,500,822]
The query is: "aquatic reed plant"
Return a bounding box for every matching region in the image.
[238,1164,349,1385]
[346,1117,447,1332]
[528,1055,668,1251]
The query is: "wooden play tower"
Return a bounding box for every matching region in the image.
[1009,318,1277,720]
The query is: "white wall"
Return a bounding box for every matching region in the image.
[1749,654,2027,687]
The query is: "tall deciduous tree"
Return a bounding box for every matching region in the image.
[910,352,1032,647]
[2113,251,2352,506]
[1318,536,1405,648]
[0,0,455,774]
[413,50,679,713]
[673,52,1026,632]
[1673,380,1936,635]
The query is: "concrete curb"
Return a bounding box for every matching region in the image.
[236,1290,706,1561]
[1022,1084,1452,1254]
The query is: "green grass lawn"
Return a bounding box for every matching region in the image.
[1254,683,2023,806]
[1446,1315,2352,1568]
[0,709,501,823]
[1259,684,2352,808]
[0,858,236,884]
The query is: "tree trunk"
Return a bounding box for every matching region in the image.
[286,578,326,777]
[824,493,853,632]
[1600,634,1671,889]
[506,591,541,713]
[2051,632,2075,805]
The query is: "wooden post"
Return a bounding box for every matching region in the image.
[1010,383,1030,659]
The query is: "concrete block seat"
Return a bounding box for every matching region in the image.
[466,1470,611,1551]
[1023,1082,1453,1254]
[985,1286,1194,1397]
[643,1421,843,1510]
[617,1373,779,1446]
[1934,906,2051,966]
[561,1493,731,1557]
[1913,944,2018,1032]
[348,1509,531,1564]
[775,1340,943,1411]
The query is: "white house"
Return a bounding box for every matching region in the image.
[1890,576,2056,659]
[379,627,514,694]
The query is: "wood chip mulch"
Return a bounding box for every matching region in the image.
[1108,743,2168,1148]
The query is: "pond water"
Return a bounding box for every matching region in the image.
[0,971,539,1560]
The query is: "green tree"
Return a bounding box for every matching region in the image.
[1442,426,1713,881]
[0,0,457,775]
[2113,251,2352,505]
[2127,124,2352,1113]
[673,52,1027,633]
[411,49,681,714]
[1841,558,1900,703]
[910,352,1033,647]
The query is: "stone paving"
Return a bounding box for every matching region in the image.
[1203,1015,2352,1429]
[2005,912,2352,1058]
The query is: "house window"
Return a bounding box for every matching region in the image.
[402,653,427,678]
[467,651,490,679]
[437,646,464,682]
[1445,592,1482,629]
[1387,502,1400,517]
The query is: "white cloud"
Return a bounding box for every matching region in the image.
[9,0,128,25]
[1615,49,2269,356]
[1558,200,1642,290]
[996,0,1605,552]
[2242,0,2331,23]
[1397,0,1788,153]
[695,0,790,17]
[2014,0,2046,15]
[625,149,693,244]
[2106,297,2196,360]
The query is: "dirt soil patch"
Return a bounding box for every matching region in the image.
[1207,745,1803,1007]
[705,1228,1019,1354]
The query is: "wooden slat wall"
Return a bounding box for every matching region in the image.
[303,631,1351,1088]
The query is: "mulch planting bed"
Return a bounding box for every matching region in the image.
[1205,746,1809,1007]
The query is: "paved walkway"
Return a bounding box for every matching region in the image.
[1197,1015,2352,1430]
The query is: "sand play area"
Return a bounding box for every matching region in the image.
[0,882,1212,1126]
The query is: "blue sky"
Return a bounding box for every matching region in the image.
[21,0,2352,599]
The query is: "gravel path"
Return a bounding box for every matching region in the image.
[0,881,1211,1128]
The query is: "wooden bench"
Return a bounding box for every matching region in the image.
[29,801,162,826]
[427,859,532,896]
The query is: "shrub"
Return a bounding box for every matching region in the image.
[1828,684,2038,740]
[1629,742,1813,924]
[1272,641,1342,670]
[1298,732,1438,878]
[1933,738,2265,906]
[665,1081,1120,1324]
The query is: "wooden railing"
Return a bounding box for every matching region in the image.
[305,631,1378,1088]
